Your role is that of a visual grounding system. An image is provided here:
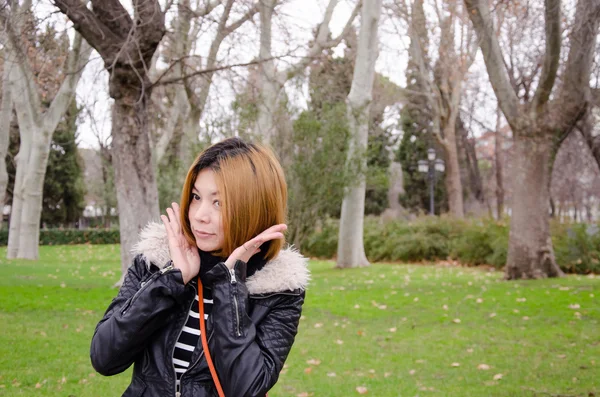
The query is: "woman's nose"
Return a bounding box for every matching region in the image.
[193,203,211,223]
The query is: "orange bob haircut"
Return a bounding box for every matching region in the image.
[179,137,287,260]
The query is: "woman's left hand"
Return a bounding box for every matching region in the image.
[224,224,287,269]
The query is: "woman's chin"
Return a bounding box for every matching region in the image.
[195,240,221,252]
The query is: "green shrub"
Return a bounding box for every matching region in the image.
[0,229,120,246]
[302,216,599,274]
[450,218,509,269]
[553,222,600,274]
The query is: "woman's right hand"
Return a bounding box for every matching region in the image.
[161,202,200,284]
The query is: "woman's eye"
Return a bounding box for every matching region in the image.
[214,200,221,208]
[191,193,200,201]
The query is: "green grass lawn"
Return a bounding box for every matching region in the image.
[0,245,598,396]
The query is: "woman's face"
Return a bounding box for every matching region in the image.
[188,169,225,253]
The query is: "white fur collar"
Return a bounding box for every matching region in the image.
[131,222,310,295]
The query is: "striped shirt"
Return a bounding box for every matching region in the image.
[173,288,213,388]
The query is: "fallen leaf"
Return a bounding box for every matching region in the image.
[569,304,581,309]
[306,359,321,366]
[477,364,490,370]
[388,327,397,333]
[452,319,461,324]
[409,369,416,375]
[451,362,460,367]
[297,392,313,397]
[304,367,313,374]
[314,323,323,328]
[493,373,503,380]
[356,386,368,394]
[489,313,497,318]
[335,339,344,345]
[327,372,336,377]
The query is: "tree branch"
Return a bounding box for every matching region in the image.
[133,0,165,56]
[554,0,600,128]
[531,0,561,114]
[279,0,361,83]
[190,0,222,18]
[53,0,123,61]
[463,0,521,128]
[90,0,132,39]
[0,6,42,127]
[225,2,258,34]
[43,32,93,133]
[152,56,287,87]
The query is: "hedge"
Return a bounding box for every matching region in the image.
[0,229,120,246]
[303,216,600,274]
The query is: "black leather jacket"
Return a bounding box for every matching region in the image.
[90,224,308,397]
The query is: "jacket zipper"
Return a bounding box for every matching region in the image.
[230,268,242,337]
[121,273,160,315]
[173,286,195,397]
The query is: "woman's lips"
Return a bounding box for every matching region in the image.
[194,230,215,239]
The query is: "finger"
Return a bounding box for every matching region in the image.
[160,215,174,239]
[249,232,285,248]
[165,207,179,235]
[260,224,287,235]
[171,202,182,229]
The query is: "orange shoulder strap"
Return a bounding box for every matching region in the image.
[198,277,226,397]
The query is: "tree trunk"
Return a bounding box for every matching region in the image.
[111,72,160,277]
[505,134,564,279]
[0,63,12,218]
[337,0,382,269]
[7,139,28,259]
[54,0,165,280]
[442,122,464,218]
[458,117,484,204]
[17,137,51,259]
[577,111,600,171]
[495,108,505,219]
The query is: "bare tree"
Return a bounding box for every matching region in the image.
[337,0,382,268]
[153,0,258,166]
[53,0,165,277]
[0,1,92,259]
[464,0,600,279]
[254,0,360,159]
[398,0,478,218]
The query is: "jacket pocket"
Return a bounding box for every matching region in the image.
[122,376,147,397]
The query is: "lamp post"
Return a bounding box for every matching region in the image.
[418,148,445,215]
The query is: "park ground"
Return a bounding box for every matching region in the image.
[0,245,598,396]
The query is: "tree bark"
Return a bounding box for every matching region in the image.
[55,0,165,278]
[111,78,160,276]
[441,121,464,217]
[505,134,564,279]
[0,58,12,222]
[337,0,382,268]
[577,110,600,170]
[495,108,505,218]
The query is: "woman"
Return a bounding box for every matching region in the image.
[90,138,309,397]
